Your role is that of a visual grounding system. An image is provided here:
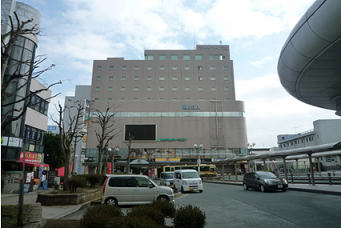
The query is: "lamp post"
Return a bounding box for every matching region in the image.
[247,142,256,172]
[108,147,120,174]
[194,144,203,176]
[72,128,87,175]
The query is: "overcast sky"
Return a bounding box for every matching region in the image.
[19,0,338,148]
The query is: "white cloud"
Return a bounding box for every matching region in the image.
[250,54,279,68]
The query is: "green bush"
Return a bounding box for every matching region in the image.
[174,205,206,228]
[151,199,176,218]
[86,174,105,188]
[1,179,5,191]
[127,205,165,226]
[201,173,217,177]
[79,205,123,228]
[67,176,87,193]
[105,216,162,228]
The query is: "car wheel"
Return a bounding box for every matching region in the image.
[282,188,287,192]
[157,195,169,201]
[181,187,185,193]
[105,197,117,206]
[199,190,203,193]
[243,183,249,190]
[260,185,266,192]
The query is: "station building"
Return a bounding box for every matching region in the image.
[85,45,248,174]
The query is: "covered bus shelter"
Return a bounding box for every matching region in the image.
[214,141,341,185]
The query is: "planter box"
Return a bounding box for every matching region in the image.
[36,189,102,206]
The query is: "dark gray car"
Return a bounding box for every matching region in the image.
[243,171,288,192]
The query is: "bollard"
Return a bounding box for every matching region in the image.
[328,172,332,185]
[291,173,294,183]
[228,174,231,181]
[307,173,311,184]
[333,171,335,177]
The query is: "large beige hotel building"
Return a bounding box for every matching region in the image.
[85,45,248,173]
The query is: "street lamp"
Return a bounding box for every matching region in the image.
[72,128,87,175]
[247,142,256,172]
[108,147,120,174]
[194,144,203,176]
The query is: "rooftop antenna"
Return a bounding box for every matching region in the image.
[219,39,222,45]
[292,124,299,134]
[194,30,196,49]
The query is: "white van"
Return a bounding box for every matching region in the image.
[102,175,174,206]
[173,169,203,193]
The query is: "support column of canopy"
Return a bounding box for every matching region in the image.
[282,156,288,180]
[222,164,225,181]
[295,159,299,177]
[308,152,315,185]
[263,159,267,171]
[235,163,238,181]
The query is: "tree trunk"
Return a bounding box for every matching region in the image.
[63,151,72,191]
[111,155,115,174]
[98,151,103,174]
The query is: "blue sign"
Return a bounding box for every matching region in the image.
[47,126,57,131]
[183,105,200,110]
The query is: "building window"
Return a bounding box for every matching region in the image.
[134,76,139,81]
[198,87,203,91]
[195,55,202,60]
[96,76,101,81]
[145,55,154,60]
[211,76,216,81]
[212,98,216,100]
[134,87,139,91]
[185,66,190,70]
[185,76,190,81]
[121,98,125,101]
[224,87,230,91]
[95,87,100,92]
[160,98,164,101]
[134,98,138,101]
[159,87,165,91]
[121,76,126,81]
[108,87,113,92]
[173,98,177,101]
[109,66,114,70]
[97,66,102,70]
[211,87,216,91]
[199,98,203,101]
[226,98,230,101]
[224,76,229,81]
[109,76,113,81]
[122,66,127,70]
[108,98,112,101]
[172,66,177,70]
[198,76,203,81]
[159,76,165,81]
[121,87,126,91]
[209,55,222,60]
[147,76,152,81]
[172,76,177,81]
[160,66,165,70]
[224,66,228,70]
[185,87,190,91]
[198,66,203,71]
[134,66,140,70]
[147,98,151,101]
[95,98,100,101]
[147,66,152,70]
[172,87,178,91]
[210,66,215,70]
[147,87,152,91]
[159,54,166,60]
[183,54,190,60]
[171,55,178,60]
[186,98,190,100]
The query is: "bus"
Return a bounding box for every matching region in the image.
[162,164,217,176]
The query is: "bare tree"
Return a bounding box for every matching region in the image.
[50,99,85,191]
[1,12,61,136]
[91,104,120,174]
[124,133,134,174]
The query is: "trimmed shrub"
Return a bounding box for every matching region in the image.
[174,205,206,228]
[67,176,87,193]
[127,205,165,226]
[151,199,176,218]
[79,205,123,228]
[106,216,162,228]
[86,174,105,188]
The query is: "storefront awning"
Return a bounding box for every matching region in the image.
[130,159,149,165]
[20,161,49,167]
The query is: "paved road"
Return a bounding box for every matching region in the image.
[63,182,341,227]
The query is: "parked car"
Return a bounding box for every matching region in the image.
[243,171,288,192]
[173,169,203,193]
[160,172,174,188]
[102,174,174,206]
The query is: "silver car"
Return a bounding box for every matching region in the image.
[160,172,174,188]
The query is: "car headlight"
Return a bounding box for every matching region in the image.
[282,179,288,184]
[199,180,202,184]
[265,180,272,184]
[183,181,187,185]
